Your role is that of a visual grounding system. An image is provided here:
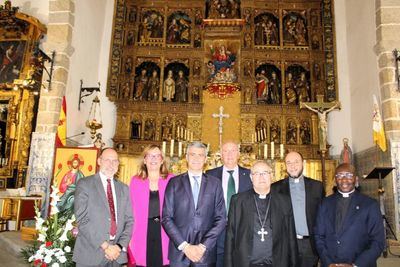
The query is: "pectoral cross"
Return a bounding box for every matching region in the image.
[258,227,268,242]
[212,106,230,150]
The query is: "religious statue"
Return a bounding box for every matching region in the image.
[193,60,201,77]
[147,70,160,101]
[268,71,281,104]
[300,98,341,151]
[124,56,132,74]
[300,120,311,145]
[131,120,142,139]
[134,69,149,101]
[286,121,297,144]
[285,72,297,104]
[270,119,281,143]
[244,87,252,104]
[138,17,150,42]
[175,70,188,102]
[244,33,252,48]
[283,16,297,44]
[144,118,156,140]
[313,63,321,80]
[194,33,202,48]
[120,81,130,99]
[340,138,353,164]
[244,9,251,26]
[296,72,310,102]
[208,0,220,19]
[126,30,135,46]
[127,7,137,23]
[163,70,175,101]
[264,20,279,45]
[294,18,307,45]
[311,34,320,50]
[191,86,200,103]
[209,44,236,74]
[167,18,180,43]
[255,69,268,103]
[244,60,252,77]
[150,15,164,38]
[161,116,172,141]
[194,9,203,26]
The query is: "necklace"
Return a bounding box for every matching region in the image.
[253,194,271,242]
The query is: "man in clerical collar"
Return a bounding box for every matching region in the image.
[314,163,385,267]
[274,151,324,267]
[224,160,298,267]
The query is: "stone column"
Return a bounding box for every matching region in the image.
[36,0,75,133]
[374,0,400,238]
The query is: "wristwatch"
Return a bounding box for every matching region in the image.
[116,243,127,252]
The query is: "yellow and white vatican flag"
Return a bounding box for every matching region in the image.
[55,96,67,147]
[372,94,387,151]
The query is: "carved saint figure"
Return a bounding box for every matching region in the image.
[300,120,311,145]
[175,70,188,102]
[286,121,297,144]
[134,69,148,101]
[192,86,200,103]
[285,72,297,105]
[163,70,175,101]
[270,119,281,143]
[296,72,310,102]
[144,118,156,140]
[255,69,268,103]
[193,60,201,77]
[161,116,172,141]
[268,71,281,104]
[340,138,353,164]
[147,70,160,101]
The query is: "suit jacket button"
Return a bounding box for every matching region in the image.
[337,240,340,244]
[195,212,200,216]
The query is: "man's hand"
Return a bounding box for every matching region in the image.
[105,245,121,261]
[183,244,204,262]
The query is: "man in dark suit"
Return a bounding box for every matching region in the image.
[274,151,324,267]
[73,148,134,267]
[162,141,226,267]
[206,141,252,267]
[314,163,385,267]
[225,160,298,267]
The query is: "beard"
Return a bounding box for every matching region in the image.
[288,168,303,179]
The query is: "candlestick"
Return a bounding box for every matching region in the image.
[264,144,268,159]
[271,141,274,160]
[280,144,284,159]
[162,141,166,155]
[170,139,174,158]
[178,141,182,157]
[257,130,261,143]
[190,131,193,142]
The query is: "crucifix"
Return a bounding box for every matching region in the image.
[212,106,230,151]
[300,95,340,183]
[258,227,268,242]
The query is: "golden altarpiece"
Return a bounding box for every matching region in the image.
[107,0,339,193]
[0,1,47,189]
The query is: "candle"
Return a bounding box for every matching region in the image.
[177,126,180,139]
[263,128,266,141]
[182,128,185,140]
[190,131,193,141]
[178,141,182,157]
[280,144,284,159]
[170,139,174,157]
[264,144,268,159]
[257,130,261,143]
[271,141,274,160]
[207,143,210,153]
[162,141,166,155]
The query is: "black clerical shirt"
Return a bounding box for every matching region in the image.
[251,192,273,265]
[335,191,354,232]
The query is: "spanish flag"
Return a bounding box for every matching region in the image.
[373,94,387,151]
[55,96,67,147]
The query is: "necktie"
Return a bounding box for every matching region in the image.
[107,179,117,236]
[192,175,200,209]
[227,170,236,211]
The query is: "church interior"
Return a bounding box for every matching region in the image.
[0,0,400,265]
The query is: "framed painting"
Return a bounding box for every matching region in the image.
[52,147,99,214]
[0,40,27,84]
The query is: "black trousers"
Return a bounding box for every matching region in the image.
[146,217,163,267]
[297,238,318,267]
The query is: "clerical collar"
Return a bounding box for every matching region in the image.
[254,191,270,199]
[289,175,304,184]
[338,189,355,198]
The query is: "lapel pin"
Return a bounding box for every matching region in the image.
[356,206,360,210]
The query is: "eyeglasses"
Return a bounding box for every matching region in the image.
[146,154,162,160]
[335,172,354,179]
[251,171,272,177]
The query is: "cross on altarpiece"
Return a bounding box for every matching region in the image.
[300,95,340,151]
[212,106,230,151]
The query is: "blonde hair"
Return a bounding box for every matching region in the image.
[137,144,169,179]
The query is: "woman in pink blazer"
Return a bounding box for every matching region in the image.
[128,144,174,267]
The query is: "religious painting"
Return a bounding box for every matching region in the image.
[53,147,99,216]
[255,63,281,104]
[133,61,160,101]
[205,0,241,19]
[166,11,191,46]
[285,64,311,105]
[0,41,26,84]
[283,11,308,46]
[163,61,189,102]
[254,13,279,46]
[137,9,164,44]
[206,40,239,84]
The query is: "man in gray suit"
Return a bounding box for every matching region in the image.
[162,141,226,267]
[73,148,134,267]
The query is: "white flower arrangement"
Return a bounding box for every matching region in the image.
[22,182,77,267]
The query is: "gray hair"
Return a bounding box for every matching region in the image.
[186,141,207,155]
[250,160,272,173]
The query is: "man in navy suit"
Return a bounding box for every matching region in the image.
[314,163,385,267]
[162,141,226,267]
[206,141,252,267]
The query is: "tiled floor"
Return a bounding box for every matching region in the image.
[0,231,399,266]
